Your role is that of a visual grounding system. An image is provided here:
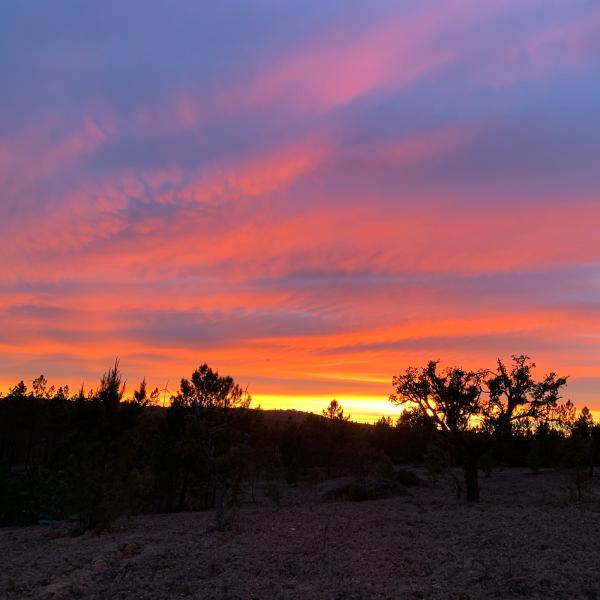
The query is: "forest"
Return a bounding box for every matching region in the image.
[1,356,598,532]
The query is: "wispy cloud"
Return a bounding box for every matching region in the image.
[1,0,600,418]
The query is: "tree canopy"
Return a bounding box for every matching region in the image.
[390,355,569,501]
[173,363,251,413]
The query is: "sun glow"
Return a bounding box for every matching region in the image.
[253,394,404,423]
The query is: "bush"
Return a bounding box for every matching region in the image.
[319,477,407,503]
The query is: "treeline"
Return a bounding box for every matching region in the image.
[0,358,598,530]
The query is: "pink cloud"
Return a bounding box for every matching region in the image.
[351,124,481,169]
[0,118,112,189]
[6,182,600,287]
[478,6,600,85]
[215,0,600,123]
[190,135,331,201]
[2,0,600,419]
[133,90,203,133]
[221,3,463,114]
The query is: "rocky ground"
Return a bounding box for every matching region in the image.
[2,469,600,599]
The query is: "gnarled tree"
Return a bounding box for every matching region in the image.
[391,361,487,501]
[390,355,572,502]
[484,355,568,436]
[391,356,569,502]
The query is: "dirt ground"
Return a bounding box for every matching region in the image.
[2,469,600,599]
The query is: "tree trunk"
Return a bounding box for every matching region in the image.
[214,478,230,531]
[24,428,35,473]
[178,469,189,511]
[464,455,479,502]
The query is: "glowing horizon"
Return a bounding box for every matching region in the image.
[1,1,599,421]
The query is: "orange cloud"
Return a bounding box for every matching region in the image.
[189,135,331,201]
[3,1,600,421]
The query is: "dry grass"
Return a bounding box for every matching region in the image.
[2,469,600,599]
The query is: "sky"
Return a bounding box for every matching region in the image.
[1,0,600,421]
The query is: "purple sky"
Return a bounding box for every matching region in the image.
[1,0,600,419]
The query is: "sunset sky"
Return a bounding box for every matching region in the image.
[2,1,599,421]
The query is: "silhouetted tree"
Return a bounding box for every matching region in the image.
[370,410,434,465]
[560,406,596,500]
[132,378,159,407]
[174,363,250,413]
[97,359,126,419]
[485,355,568,437]
[322,399,350,421]
[0,356,586,528]
[571,407,596,476]
[319,399,353,476]
[391,356,571,501]
[391,361,487,501]
[279,416,302,483]
[167,364,252,528]
[396,408,436,463]
[424,434,452,489]
[57,362,155,531]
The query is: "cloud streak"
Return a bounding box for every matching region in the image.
[1,0,599,420]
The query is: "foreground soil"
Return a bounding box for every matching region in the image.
[2,469,600,599]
